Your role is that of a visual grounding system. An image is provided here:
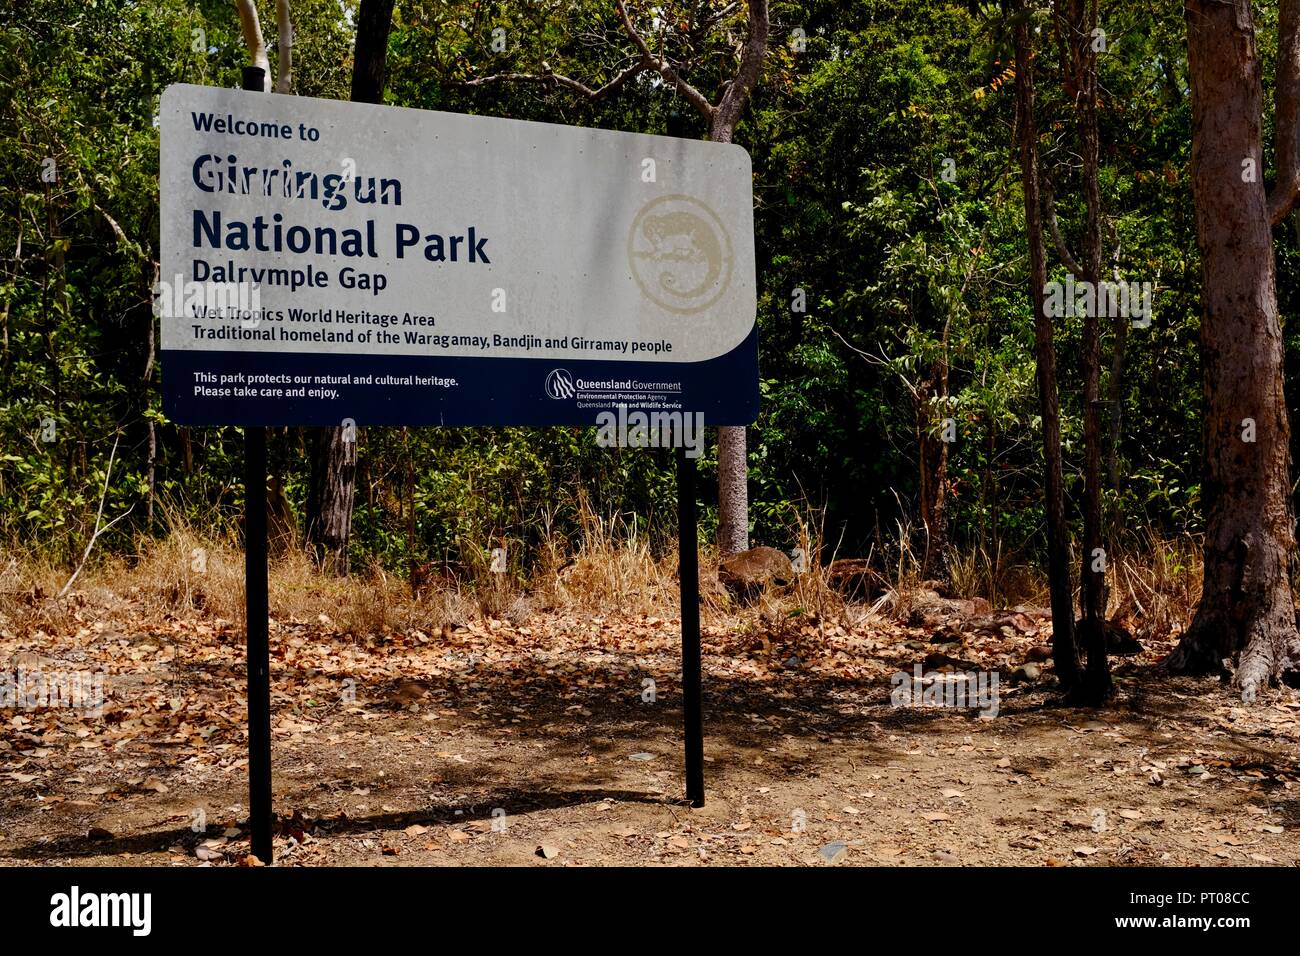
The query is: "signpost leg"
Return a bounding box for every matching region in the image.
[677,447,705,807]
[239,65,273,864]
[245,426,273,863]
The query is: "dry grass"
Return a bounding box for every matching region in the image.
[0,502,1204,644]
[868,517,1201,639]
[867,517,1049,608]
[1108,530,1203,640]
[946,545,1048,608]
[0,519,473,639]
[533,497,679,618]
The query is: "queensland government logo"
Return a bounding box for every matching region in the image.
[545,368,575,399]
[628,194,733,315]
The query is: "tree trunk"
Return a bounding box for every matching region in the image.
[1106,306,1127,497]
[918,359,950,581]
[1169,0,1300,696]
[711,102,754,556]
[1066,0,1112,703]
[716,425,749,555]
[350,0,395,103]
[143,261,158,527]
[306,426,356,575]
[1014,9,1079,688]
[305,0,395,572]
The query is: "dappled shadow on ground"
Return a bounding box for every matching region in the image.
[3,610,1296,865]
[5,827,201,861]
[4,787,661,861]
[335,647,1259,758]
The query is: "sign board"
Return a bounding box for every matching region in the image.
[158,83,758,427]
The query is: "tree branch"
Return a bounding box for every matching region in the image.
[275,0,293,94]
[457,59,648,102]
[59,436,134,599]
[615,0,716,121]
[235,0,272,90]
[454,2,767,148]
[698,2,741,34]
[1042,171,1084,276]
[92,201,146,259]
[712,0,769,140]
[1269,0,1300,225]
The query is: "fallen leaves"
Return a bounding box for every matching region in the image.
[2,588,1298,873]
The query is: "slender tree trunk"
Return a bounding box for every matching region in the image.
[305,0,395,572]
[711,111,752,555]
[40,177,61,412]
[1066,0,1113,702]
[716,426,749,554]
[1106,306,1127,496]
[1014,9,1079,688]
[918,358,950,581]
[1,209,18,388]
[143,261,158,527]
[306,426,355,575]
[404,426,417,592]
[351,0,395,103]
[1169,0,1300,695]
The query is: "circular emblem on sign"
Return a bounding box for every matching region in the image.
[628,194,733,315]
[545,368,575,399]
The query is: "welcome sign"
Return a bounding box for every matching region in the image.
[158,84,758,426]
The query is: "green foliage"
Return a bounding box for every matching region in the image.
[0,0,1242,575]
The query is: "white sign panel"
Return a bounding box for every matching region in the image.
[159,83,758,425]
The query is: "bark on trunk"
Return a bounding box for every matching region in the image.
[716,425,749,555]
[1066,0,1112,703]
[918,359,950,581]
[1170,0,1300,695]
[1014,9,1080,688]
[306,426,355,575]
[143,262,158,527]
[1106,306,1127,496]
[709,60,760,557]
[350,0,395,103]
[305,0,395,573]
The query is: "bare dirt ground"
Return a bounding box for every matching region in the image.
[2,590,1298,867]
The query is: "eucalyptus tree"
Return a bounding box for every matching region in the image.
[1169,0,1300,696]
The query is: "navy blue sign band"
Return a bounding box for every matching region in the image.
[162,326,758,427]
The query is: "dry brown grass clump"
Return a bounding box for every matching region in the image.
[1107,530,1202,640]
[0,498,1206,646]
[532,496,680,617]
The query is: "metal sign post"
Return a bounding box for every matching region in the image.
[240,65,273,864]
